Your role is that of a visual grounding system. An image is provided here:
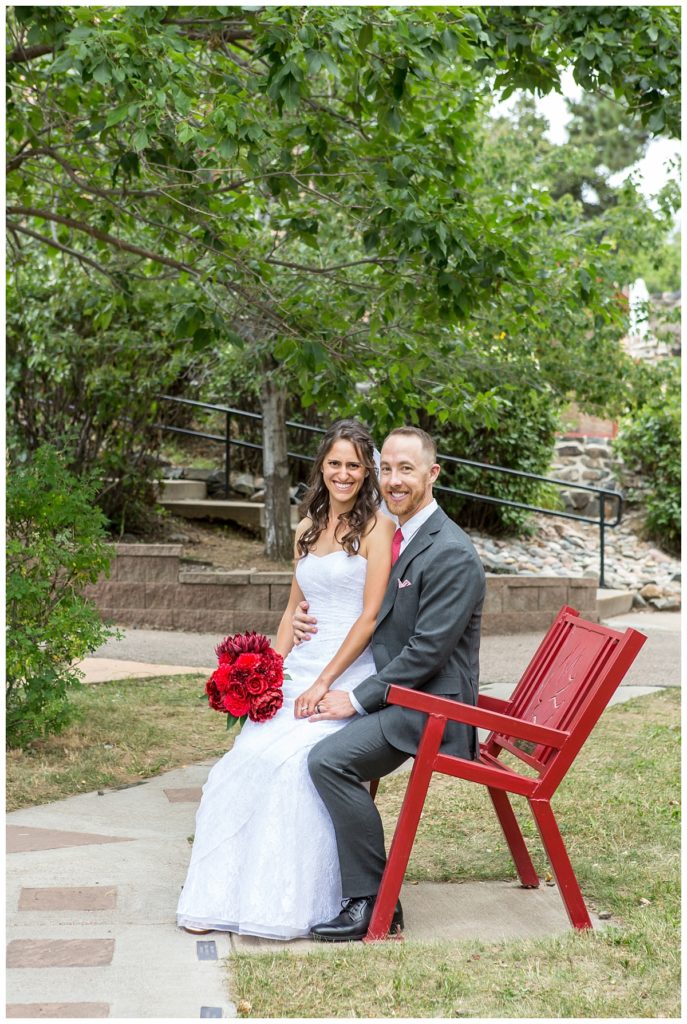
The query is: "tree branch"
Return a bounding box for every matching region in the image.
[7,43,55,64]
[265,256,395,274]
[6,143,165,199]
[7,205,199,274]
[6,220,121,283]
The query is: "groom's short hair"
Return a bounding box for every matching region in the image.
[383,426,437,464]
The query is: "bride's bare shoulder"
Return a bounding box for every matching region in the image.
[363,512,395,548]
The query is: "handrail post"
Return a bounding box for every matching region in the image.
[224,411,231,498]
[599,497,606,589]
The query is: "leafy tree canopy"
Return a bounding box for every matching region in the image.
[6,5,681,551]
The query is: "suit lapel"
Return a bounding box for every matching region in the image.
[375,507,446,627]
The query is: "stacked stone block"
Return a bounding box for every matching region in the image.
[85,544,598,636]
[551,436,620,519]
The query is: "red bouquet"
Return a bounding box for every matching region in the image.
[205,630,285,729]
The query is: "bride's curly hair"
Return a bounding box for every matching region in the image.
[297,419,381,558]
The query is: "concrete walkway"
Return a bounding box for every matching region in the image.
[7,611,679,1018]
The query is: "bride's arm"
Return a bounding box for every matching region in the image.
[273,520,309,658]
[299,514,394,700]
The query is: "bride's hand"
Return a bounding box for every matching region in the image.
[294,680,329,718]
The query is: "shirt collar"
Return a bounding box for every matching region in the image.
[399,499,438,544]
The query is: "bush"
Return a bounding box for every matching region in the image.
[7,253,197,533]
[426,390,561,534]
[614,360,680,555]
[6,445,115,748]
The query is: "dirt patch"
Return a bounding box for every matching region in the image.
[120,514,292,572]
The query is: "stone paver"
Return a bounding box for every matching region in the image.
[164,787,204,803]
[7,1002,110,1018]
[7,939,116,968]
[18,887,117,912]
[7,826,134,854]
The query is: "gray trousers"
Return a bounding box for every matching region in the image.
[307,713,408,898]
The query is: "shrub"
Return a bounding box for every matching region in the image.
[6,445,115,748]
[614,360,681,555]
[427,390,561,534]
[7,253,197,533]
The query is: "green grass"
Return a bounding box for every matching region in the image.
[6,673,232,810]
[229,689,680,1018]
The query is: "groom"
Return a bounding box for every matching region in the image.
[295,426,485,941]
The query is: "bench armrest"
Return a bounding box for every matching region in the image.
[385,684,567,748]
[477,693,510,712]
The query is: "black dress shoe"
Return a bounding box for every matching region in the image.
[310,896,403,942]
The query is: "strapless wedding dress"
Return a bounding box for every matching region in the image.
[176,551,376,939]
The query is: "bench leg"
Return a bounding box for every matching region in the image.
[364,714,446,942]
[529,798,592,930]
[488,787,540,888]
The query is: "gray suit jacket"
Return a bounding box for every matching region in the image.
[352,506,485,760]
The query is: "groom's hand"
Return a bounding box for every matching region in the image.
[308,691,355,721]
[293,599,318,645]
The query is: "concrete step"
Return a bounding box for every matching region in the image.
[597,588,634,619]
[158,498,300,533]
[157,479,207,500]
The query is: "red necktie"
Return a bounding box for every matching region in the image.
[391,527,404,565]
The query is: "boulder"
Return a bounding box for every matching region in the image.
[230,472,257,497]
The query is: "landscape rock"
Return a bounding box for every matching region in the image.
[467,510,680,610]
[230,472,256,497]
[650,596,681,611]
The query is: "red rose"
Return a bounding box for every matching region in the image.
[234,652,260,672]
[222,681,250,718]
[265,654,284,689]
[212,663,232,694]
[248,687,284,723]
[205,674,225,713]
[244,667,270,696]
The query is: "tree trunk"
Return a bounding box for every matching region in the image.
[260,375,292,560]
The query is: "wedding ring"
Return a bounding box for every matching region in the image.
[315,703,322,714]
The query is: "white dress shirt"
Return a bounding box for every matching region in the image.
[349,499,439,716]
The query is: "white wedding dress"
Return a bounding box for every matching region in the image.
[176,550,376,940]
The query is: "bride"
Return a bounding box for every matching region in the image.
[176,419,395,939]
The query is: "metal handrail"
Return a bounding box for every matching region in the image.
[154,395,623,587]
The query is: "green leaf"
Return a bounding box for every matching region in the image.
[67,25,92,44]
[131,128,148,151]
[92,62,110,86]
[105,103,134,128]
[218,137,238,160]
[358,22,373,50]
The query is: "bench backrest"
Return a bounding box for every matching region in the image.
[483,606,647,793]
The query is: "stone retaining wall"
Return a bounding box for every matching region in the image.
[86,545,598,635]
[551,435,621,519]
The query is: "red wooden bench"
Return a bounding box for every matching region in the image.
[365,605,647,940]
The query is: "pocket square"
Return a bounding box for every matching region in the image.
[397,578,412,589]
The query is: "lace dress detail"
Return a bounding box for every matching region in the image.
[176,551,375,940]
